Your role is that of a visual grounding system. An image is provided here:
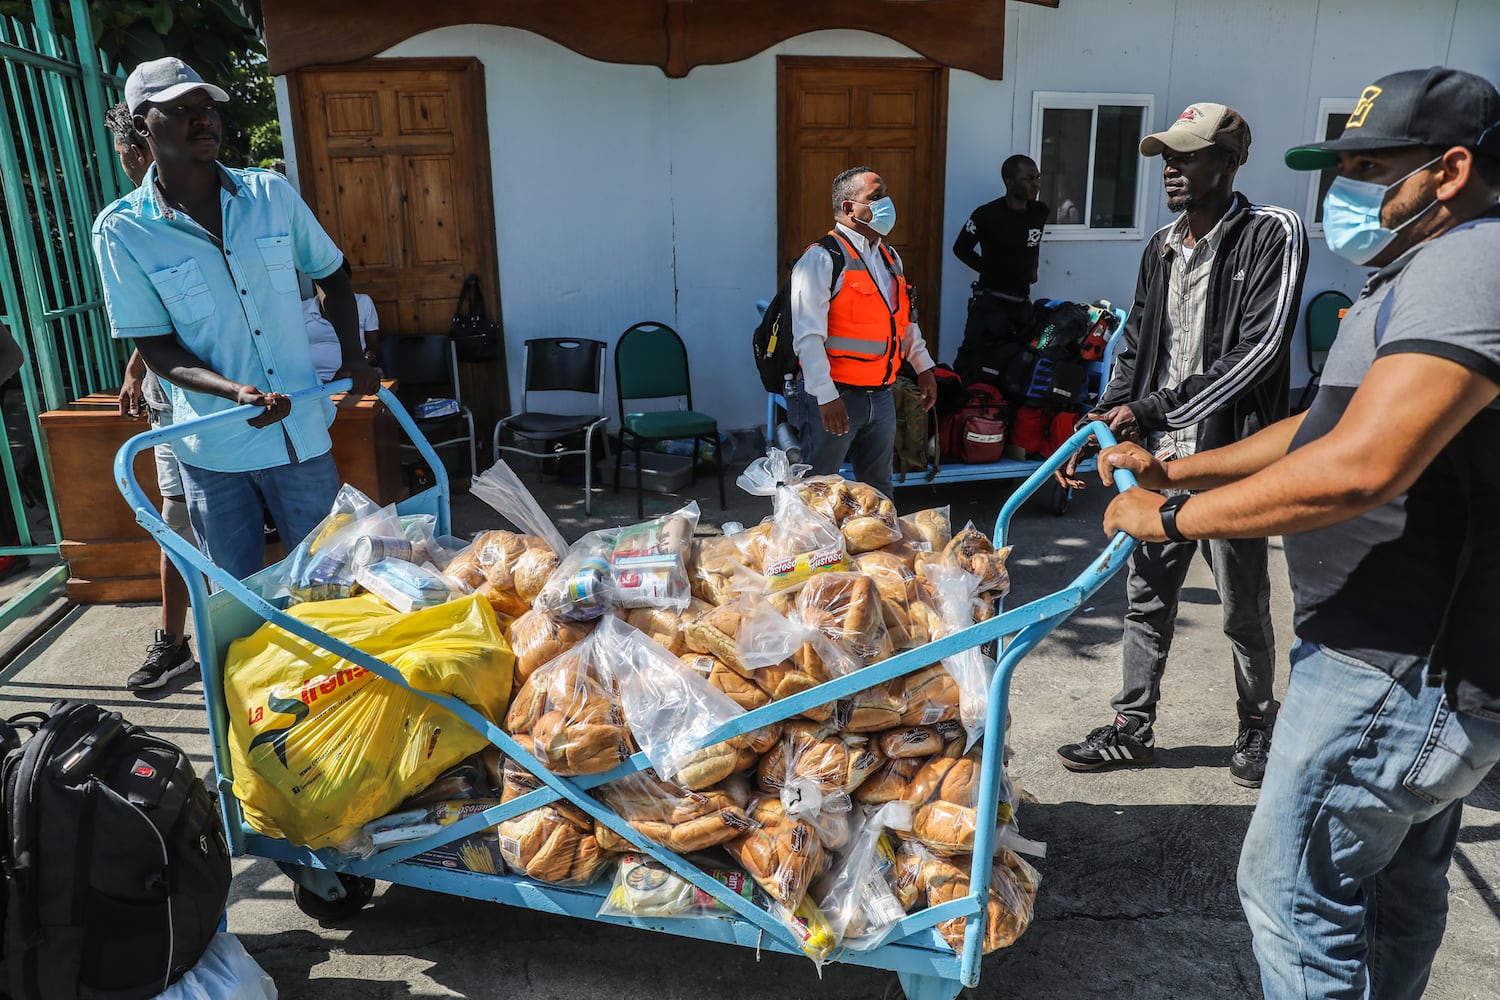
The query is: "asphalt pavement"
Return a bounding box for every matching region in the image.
[1,460,1494,999]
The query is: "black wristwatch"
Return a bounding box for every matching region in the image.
[1158,494,1191,543]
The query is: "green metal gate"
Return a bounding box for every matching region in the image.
[0,0,127,628]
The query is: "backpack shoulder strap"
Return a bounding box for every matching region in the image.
[817,233,847,294]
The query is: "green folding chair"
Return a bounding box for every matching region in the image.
[614,321,726,519]
[1297,289,1353,411]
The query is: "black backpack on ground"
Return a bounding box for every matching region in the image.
[0,702,231,1000]
[753,235,845,393]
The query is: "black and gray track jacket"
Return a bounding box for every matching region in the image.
[1097,192,1309,450]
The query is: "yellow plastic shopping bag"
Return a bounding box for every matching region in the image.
[225,593,514,850]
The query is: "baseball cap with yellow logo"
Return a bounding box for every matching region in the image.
[1140,103,1251,164]
[1285,67,1500,170]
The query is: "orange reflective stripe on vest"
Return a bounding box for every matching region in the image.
[824,230,909,388]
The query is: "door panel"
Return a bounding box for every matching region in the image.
[291,58,508,433]
[779,58,948,355]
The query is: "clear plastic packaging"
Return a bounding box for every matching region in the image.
[355,558,469,613]
[925,564,994,751]
[796,571,894,664]
[795,475,902,553]
[727,795,829,909]
[595,770,753,854]
[737,450,851,594]
[610,503,699,610]
[503,630,633,777]
[818,801,913,950]
[446,529,561,622]
[507,610,593,687]
[533,530,619,622]
[853,550,923,649]
[898,506,951,552]
[470,459,568,556]
[277,486,405,603]
[924,849,1041,954]
[594,616,745,790]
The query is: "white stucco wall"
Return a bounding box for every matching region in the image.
[275,0,1500,432]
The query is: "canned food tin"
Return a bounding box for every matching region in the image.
[352,534,415,568]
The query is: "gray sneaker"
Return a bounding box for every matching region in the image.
[128,630,196,690]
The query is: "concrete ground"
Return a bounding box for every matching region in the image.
[1,459,1495,999]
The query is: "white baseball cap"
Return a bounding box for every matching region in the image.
[125,57,229,114]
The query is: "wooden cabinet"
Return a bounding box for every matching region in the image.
[39,383,403,603]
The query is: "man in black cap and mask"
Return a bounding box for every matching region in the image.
[1094,67,1500,999]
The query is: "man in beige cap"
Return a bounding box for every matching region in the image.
[1056,102,1308,786]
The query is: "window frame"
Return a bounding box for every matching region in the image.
[1305,97,1358,238]
[1030,90,1156,242]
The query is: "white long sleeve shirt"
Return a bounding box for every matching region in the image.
[789,223,936,405]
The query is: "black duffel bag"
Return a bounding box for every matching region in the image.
[450,274,503,362]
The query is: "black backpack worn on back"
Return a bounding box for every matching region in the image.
[753,235,845,393]
[0,701,231,1000]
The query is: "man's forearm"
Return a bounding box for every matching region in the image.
[1157,412,1307,491]
[135,337,242,401]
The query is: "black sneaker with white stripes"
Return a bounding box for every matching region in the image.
[1057,714,1156,771]
[127,630,197,691]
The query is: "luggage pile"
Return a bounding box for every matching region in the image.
[220,455,1043,965]
[939,300,1119,465]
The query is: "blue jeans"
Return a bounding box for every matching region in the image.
[178,451,340,582]
[1238,641,1500,999]
[791,382,896,499]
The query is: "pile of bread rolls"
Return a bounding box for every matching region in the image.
[419,476,1033,954]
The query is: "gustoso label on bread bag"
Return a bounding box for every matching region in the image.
[764,545,852,594]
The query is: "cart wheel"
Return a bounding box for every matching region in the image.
[1050,481,1072,516]
[292,874,375,921]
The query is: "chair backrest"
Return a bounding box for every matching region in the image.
[380,334,462,406]
[524,338,606,416]
[1304,290,1353,375]
[615,321,691,413]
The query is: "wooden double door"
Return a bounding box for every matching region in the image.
[778,58,949,355]
[289,58,509,429]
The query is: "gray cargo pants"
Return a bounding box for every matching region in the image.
[1113,535,1278,727]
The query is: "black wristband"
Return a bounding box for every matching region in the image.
[1159,493,1191,543]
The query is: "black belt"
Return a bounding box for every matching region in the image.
[834,382,893,394]
[970,287,1028,303]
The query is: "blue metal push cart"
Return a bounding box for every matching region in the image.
[115,382,1138,1000]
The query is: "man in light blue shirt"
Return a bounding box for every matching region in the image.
[93,57,380,583]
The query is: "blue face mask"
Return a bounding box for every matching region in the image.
[853,196,897,236]
[1322,156,1441,265]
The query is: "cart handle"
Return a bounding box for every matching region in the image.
[114,380,452,554]
[993,419,1135,546]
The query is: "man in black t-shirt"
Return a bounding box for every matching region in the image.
[951,155,1048,379]
[1093,67,1500,999]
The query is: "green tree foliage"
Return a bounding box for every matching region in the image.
[0,0,280,165]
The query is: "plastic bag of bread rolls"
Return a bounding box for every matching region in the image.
[534,530,618,622]
[624,597,710,656]
[469,459,568,557]
[595,616,745,790]
[817,801,912,950]
[735,450,853,594]
[446,529,560,622]
[925,564,994,750]
[795,475,902,554]
[796,571,894,664]
[905,750,1018,858]
[495,752,614,885]
[610,503,699,610]
[899,506,951,552]
[504,632,634,776]
[596,770,753,853]
[919,523,1011,600]
[688,534,743,606]
[853,551,923,649]
[896,664,962,727]
[924,849,1041,954]
[507,610,592,687]
[728,795,829,908]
